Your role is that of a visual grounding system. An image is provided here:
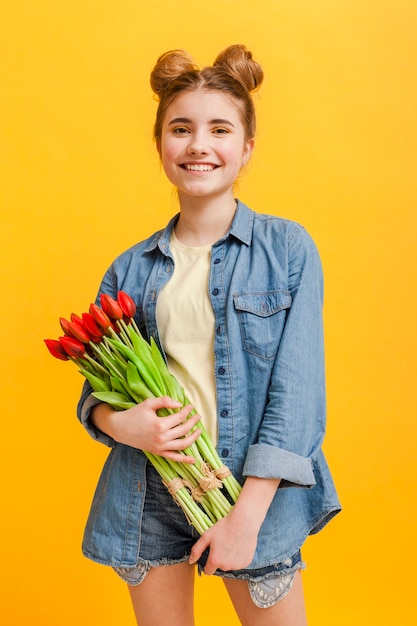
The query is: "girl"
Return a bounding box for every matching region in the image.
[77,45,341,626]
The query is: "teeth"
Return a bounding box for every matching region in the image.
[184,164,215,171]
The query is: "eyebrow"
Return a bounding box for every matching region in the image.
[168,117,235,127]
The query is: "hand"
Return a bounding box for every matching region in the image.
[93,397,201,463]
[189,508,258,575]
[188,476,281,575]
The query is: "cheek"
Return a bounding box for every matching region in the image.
[224,148,246,172]
[160,135,179,162]
[160,141,182,184]
[160,147,178,175]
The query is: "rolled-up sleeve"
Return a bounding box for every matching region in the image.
[242,225,326,488]
[77,379,116,447]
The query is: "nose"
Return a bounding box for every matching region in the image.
[186,133,209,156]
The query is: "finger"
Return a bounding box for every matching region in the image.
[165,427,202,452]
[153,404,195,430]
[189,533,210,565]
[145,396,183,411]
[159,422,201,452]
[204,559,218,576]
[162,450,197,464]
[166,412,201,440]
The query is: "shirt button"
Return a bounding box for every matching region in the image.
[218,366,225,375]
[214,258,221,264]
[221,449,229,458]
[212,288,219,296]
[216,326,222,334]
[220,409,228,417]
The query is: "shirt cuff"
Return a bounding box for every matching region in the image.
[78,393,116,448]
[242,444,316,488]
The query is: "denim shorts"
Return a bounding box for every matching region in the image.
[113,464,305,608]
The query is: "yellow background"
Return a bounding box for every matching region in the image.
[1,1,416,624]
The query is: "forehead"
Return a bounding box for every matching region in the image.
[163,89,244,126]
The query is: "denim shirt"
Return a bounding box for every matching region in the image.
[77,200,341,568]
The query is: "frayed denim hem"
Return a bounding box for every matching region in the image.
[113,552,306,609]
[197,549,305,583]
[113,554,190,586]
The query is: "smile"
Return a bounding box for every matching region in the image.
[181,163,218,172]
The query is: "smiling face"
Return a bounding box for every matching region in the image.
[159,89,254,204]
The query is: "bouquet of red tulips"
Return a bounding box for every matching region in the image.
[45,291,241,534]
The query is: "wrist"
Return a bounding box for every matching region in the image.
[233,476,281,529]
[91,403,120,440]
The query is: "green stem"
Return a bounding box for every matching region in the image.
[116,319,134,348]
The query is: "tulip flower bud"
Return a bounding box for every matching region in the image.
[67,320,91,343]
[59,336,86,359]
[82,312,104,339]
[100,294,123,320]
[117,291,136,319]
[89,303,111,329]
[59,317,73,336]
[70,313,84,325]
[44,339,70,361]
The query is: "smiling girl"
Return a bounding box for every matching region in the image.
[77,45,341,625]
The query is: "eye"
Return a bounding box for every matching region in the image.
[173,126,190,134]
[213,127,230,135]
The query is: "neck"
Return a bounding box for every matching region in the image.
[175,192,237,246]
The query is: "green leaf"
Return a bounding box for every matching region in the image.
[92,391,135,410]
[107,337,163,396]
[110,376,125,394]
[126,361,154,400]
[80,370,110,393]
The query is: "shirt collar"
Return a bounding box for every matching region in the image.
[144,199,253,254]
[227,200,254,246]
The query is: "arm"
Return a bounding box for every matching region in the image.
[89,398,201,463]
[191,227,326,572]
[243,225,326,487]
[189,476,280,574]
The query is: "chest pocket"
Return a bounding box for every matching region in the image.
[233,290,292,360]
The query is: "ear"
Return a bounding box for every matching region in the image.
[156,140,162,157]
[242,138,255,166]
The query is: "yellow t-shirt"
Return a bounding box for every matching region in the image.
[156,231,217,443]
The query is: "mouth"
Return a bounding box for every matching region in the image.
[180,163,219,172]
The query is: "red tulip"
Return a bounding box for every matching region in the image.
[59,315,91,343]
[67,320,91,343]
[117,291,136,319]
[82,312,104,339]
[89,303,111,329]
[100,294,123,320]
[59,317,73,336]
[59,336,86,359]
[44,339,70,361]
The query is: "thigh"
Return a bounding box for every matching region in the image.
[223,571,308,626]
[128,561,196,626]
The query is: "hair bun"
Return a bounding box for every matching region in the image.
[213,44,263,93]
[150,50,198,99]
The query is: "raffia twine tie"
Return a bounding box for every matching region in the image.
[162,477,196,526]
[183,480,205,503]
[198,462,223,492]
[214,465,232,480]
[163,476,205,504]
[162,477,184,500]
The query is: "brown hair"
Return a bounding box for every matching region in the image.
[150,45,264,143]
